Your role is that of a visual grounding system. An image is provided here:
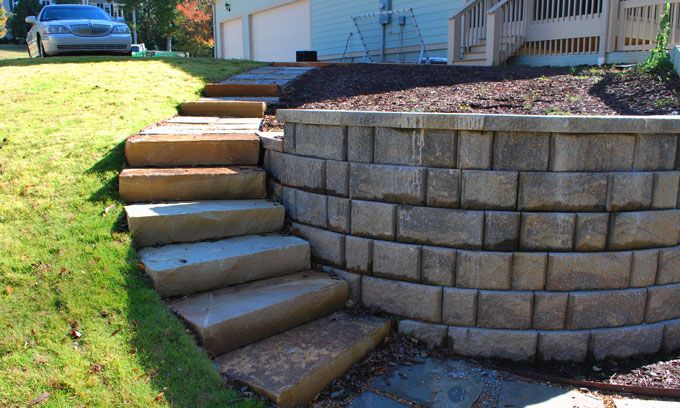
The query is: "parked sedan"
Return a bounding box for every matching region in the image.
[26,5,132,58]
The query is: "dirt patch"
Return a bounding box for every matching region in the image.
[263,64,680,129]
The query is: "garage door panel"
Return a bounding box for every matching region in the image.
[251,0,310,62]
[221,18,244,59]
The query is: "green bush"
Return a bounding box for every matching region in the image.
[638,0,675,78]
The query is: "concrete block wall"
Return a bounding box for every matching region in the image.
[265,110,680,362]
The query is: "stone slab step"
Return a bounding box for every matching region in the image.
[168,271,348,356]
[139,234,311,297]
[164,116,263,126]
[125,133,260,167]
[220,78,293,86]
[125,199,284,247]
[202,96,281,104]
[203,83,279,98]
[118,167,266,203]
[215,311,392,408]
[180,100,266,118]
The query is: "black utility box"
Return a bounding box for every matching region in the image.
[296,51,318,62]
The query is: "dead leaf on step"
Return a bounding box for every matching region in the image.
[27,392,49,406]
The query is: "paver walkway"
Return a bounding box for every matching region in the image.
[347,358,680,408]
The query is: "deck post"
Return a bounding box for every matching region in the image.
[448,15,463,64]
[486,11,501,65]
[599,0,612,64]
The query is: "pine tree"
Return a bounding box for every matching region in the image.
[8,0,43,43]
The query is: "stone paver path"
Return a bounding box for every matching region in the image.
[218,66,315,86]
[347,358,680,408]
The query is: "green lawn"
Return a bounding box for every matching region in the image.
[0,44,28,59]
[0,56,264,407]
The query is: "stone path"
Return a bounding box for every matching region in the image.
[218,66,316,86]
[347,358,680,408]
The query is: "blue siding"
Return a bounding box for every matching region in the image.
[673,46,680,77]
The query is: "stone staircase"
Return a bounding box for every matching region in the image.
[118,67,391,408]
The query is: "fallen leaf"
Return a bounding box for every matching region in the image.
[154,391,164,402]
[69,329,82,339]
[5,286,13,295]
[110,328,121,337]
[102,204,116,217]
[27,392,49,406]
[59,267,68,276]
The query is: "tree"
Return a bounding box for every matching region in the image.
[8,0,42,43]
[0,3,8,39]
[174,0,213,56]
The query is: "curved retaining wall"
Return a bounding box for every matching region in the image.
[265,110,680,362]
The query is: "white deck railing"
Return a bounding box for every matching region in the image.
[617,0,680,51]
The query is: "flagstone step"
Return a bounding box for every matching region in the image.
[164,116,263,126]
[168,271,348,356]
[125,199,284,247]
[125,133,260,167]
[203,83,279,97]
[202,96,281,104]
[118,167,266,203]
[180,100,266,118]
[215,311,392,408]
[139,234,311,297]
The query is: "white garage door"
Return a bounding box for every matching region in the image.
[251,0,311,62]
[221,18,244,59]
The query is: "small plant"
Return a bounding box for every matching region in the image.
[638,0,674,78]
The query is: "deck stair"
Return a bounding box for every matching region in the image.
[118,65,390,408]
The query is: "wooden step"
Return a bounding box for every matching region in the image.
[168,271,348,356]
[125,133,260,167]
[138,234,310,297]
[215,311,392,408]
[180,100,266,118]
[118,167,266,203]
[203,83,280,98]
[125,199,284,247]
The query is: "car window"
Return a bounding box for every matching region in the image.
[40,7,114,22]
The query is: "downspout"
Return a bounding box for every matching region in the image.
[212,0,218,59]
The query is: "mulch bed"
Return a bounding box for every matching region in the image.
[264,63,680,128]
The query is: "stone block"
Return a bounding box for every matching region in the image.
[362,276,442,323]
[292,223,345,267]
[546,252,631,291]
[373,241,422,282]
[456,251,512,290]
[324,267,362,305]
[327,196,350,233]
[294,124,346,160]
[347,126,374,163]
[607,173,653,212]
[280,153,326,192]
[374,128,456,168]
[484,211,520,251]
[630,249,659,287]
[267,177,282,202]
[422,247,456,286]
[662,319,680,353]
[295,190,327,227]
[281,186,296,217]
[518,172,608,211]
[652,171,680,209]
[533,292,568,330]
[345,236,373,274]
[537,331,589,362]
[283,122,296,153]
[634,134,678,171]
[646,283,680,322]
[398,320,448,347]
[493,132,550,171]
[426,168,461,208]
[442,288,478,326]
[264,150,285,182]
[326,160,349,197]
[512,253,547,290]
[447,327,538,362]
[520,213,575,251]
[590,324,663,360]
[397,206,484,248]
[658,247,680,284]
[350,200,396,240]
[608,210,680,250]
[551,133,635,171]
[566,289,646,329]
[477,291,533,329]
[349,163,426,205]
[457,130,493,169]
[574,213,608,251]
[461,170,518,210]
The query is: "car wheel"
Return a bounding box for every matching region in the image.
[37,37,50,58]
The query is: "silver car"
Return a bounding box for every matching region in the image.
[26,5,132,57]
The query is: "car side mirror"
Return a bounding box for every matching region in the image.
[115,16,125,22]
[25,16,36,24]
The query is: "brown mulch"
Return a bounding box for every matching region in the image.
[263,63,680,129]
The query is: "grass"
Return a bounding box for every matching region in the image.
[0,44,28,60]
[0,55,264,407]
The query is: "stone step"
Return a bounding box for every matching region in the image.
[453,58,490,66]
[125,199,285,247]
[139,234,310,297]
[125,134,260,167]
[215,311,392,408]
[203,83,279,98]
[118,167,266,203]
[180,100,266,118]
[168,271,348,356]
[202,96,281,105]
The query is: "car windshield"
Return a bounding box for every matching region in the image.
[40,6,113,22]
